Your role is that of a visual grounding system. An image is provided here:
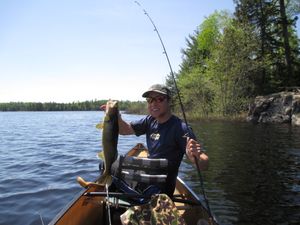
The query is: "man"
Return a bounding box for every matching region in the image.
[118,84,208,197]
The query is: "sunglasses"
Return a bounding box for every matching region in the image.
[146,96,167,104]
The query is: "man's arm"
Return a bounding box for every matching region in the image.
[118,113,135,135]
[185,138,209,170]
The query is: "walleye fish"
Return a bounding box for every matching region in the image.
[77,100,119,188]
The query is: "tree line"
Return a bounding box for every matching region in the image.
[0,100,147,114]
[167,0,300,117]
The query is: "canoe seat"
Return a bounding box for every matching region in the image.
[108,155,169,204]
[112,155,168,185]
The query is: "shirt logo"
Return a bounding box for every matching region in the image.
[150,133,160,141]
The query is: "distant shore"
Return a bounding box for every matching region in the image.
[0,100,148,114]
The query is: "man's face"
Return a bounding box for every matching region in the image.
[146,93,170,120]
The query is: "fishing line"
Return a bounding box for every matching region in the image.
[36,212,45,225]
[134,1,188,124]
[134,1,213,221]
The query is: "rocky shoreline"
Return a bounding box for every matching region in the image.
[247,90,300,126]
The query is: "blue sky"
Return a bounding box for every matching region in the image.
[0,0,299,103]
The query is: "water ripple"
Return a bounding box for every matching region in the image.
[1,112,299,225]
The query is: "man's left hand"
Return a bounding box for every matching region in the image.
[186,137,202,163]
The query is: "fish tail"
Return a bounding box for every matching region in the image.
[77,176,106,188]
[77,176,91,188]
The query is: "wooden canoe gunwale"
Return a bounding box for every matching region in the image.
[48,183,105,225]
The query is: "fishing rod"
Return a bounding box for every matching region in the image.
[105,184,112,225]
[134,1,187,124]
[134,1,214,221]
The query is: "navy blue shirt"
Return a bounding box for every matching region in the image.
[131,115,196,196]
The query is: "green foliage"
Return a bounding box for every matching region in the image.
[173,1,299,118]
[0,100,147,114]
[118,101,147,114]
[234,0,300,91]
[206,20,261,115]
[178,67,214,117]
[197,11,231,53]
[177,11,257,116]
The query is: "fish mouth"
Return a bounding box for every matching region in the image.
[106,100,119,115]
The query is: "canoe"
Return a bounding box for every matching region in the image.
[49,143,218,225]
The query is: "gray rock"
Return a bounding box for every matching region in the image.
[247,91,300,125]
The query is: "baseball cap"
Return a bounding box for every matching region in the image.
[142,84,171,98]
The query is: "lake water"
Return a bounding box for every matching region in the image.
[0,112,299,225]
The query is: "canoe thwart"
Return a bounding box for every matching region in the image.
[85,192,202,206]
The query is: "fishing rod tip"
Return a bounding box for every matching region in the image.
[134,1,141,7]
